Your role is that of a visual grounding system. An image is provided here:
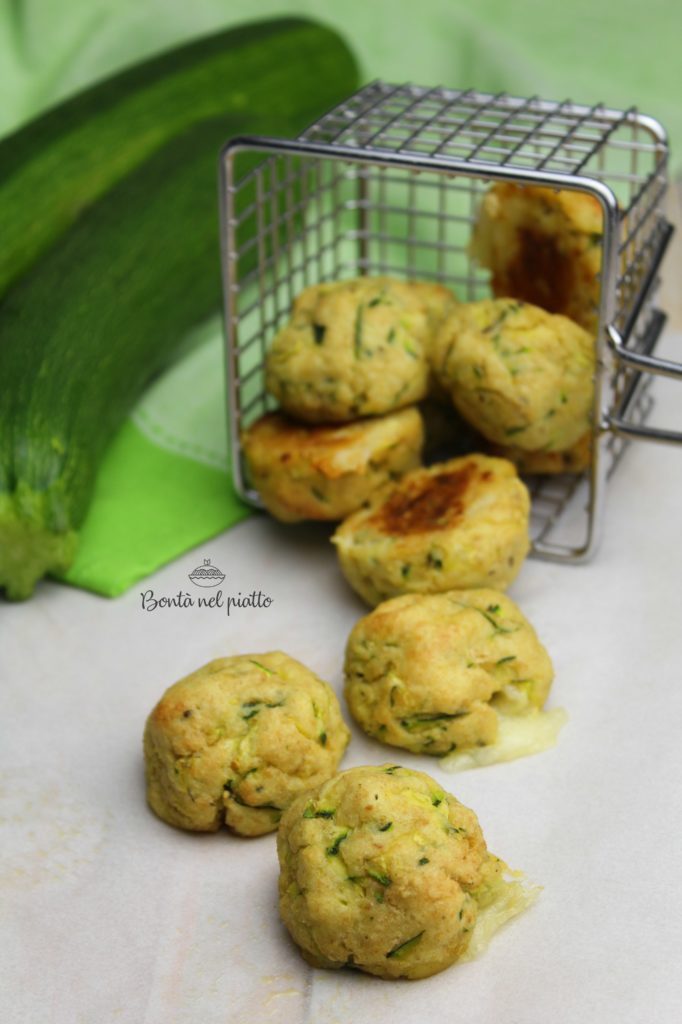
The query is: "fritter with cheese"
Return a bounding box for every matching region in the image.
[344,589,554,755]
[277,764,537,979]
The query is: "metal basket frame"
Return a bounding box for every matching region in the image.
[219,81,680,563]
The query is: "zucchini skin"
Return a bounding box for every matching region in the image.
[0,17,357,297]
[0,21,359,600]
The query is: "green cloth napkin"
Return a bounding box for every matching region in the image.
[58,318,251,597]
[3,0,680,596]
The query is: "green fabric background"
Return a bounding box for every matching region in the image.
[3,0,680,162]
[3,0,680,596]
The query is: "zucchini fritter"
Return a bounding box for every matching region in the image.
[332,454,530,606]
[144,652,350,836]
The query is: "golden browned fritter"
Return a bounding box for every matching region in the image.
[241,407,424,523]
[332,454,530,606]
[143,652,350,836]
[277,764,536,979]
[264,277,456,422]
[470,182,603,332]
[431,299,595,452]
[344,589,554,755]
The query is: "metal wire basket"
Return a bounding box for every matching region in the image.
[219,81,680,563]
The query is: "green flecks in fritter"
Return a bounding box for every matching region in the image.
[224,778,281,814]
[393,380,411,404]
[401,711,469,732]
[312,322,326,345]
[368,869,392,887]
[311,486,329,503]
[483,302,522,337]
[431,793,444,807]
[401,564,412,580]
[319,731,327,746]
[418,857,429,866]
[378,821,393,832]
[454,601,517,636]
[354,304,365,358]
[241,698,284,720]
[386,931,425,959]
[326,831,349,856]
[427,550,443,569]
[383,765,401,774]
[402,340,419,359]
[496,655,517,665]
[303,805,335,819]
[479,608,516,634]
[249,660,275,675]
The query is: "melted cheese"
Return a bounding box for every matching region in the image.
[439,706,567,773]
[462,864,541,962]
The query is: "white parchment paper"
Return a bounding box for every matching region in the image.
[2,335,681,1024]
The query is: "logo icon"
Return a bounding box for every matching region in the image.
[188,558,226,588]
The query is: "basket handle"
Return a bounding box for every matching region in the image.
[606,414,682,446]
[606,311,682,446]
[603,215,681,445]
[604,219,679,382]
[606,322,682,381]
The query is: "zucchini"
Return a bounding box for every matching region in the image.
[0,21,358,600]
[0,17,357,297]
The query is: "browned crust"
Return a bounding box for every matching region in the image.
[370,460,488,535]
[244,413,365,467]
[472,183,603,332]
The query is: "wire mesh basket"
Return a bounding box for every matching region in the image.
[219,81,680,563]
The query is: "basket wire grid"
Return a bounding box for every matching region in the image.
[220,81,680,563]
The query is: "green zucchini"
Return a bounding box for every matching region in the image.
[0,21,358,600]
[0,17,357,297]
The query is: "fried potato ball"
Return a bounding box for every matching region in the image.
[277,764,535,979]
[143,652,350,836]
[332,454,530,606]
[470,182,603,332]
[264,277,455,422]
[344,589,554,755]
[241,407,424,523]
[431,298,594,452]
